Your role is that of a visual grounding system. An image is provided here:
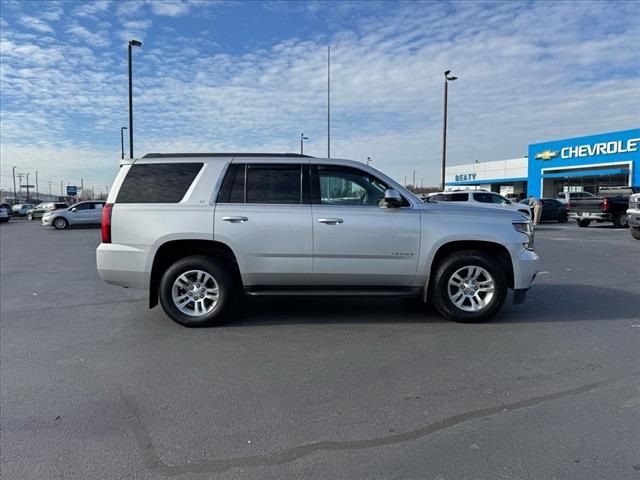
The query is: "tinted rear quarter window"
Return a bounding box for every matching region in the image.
[117,163,203,203]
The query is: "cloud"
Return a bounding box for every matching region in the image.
[73,0,111,19]
[18,15,54,34]
[148,0,190,17]
[66,22,111,47]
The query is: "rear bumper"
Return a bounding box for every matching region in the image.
[568,212,611,221]
[96,243,148,289]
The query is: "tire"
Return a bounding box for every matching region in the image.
[159,255,235,327]
[27,213,33,221]
[577,219,591,228]
[52,217,68,230]
[631,226,640,240]
[612,211,628,228]
[431,250,507,323]
[558,212,568,223]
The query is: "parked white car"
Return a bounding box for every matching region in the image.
[97,153,538,327]
[43,201,105,229]
[429,191,532,217]
[555,191,596,205]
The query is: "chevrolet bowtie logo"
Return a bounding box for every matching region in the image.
[535,150,558,161]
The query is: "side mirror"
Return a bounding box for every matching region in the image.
[71,207,77,212]
[383,189,403,208]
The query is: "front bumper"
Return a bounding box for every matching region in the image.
[568,212,611,221]
[627,209,640,227]
[41,216,52,226]
[512,247,538,291]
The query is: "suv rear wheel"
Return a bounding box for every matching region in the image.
[577,219,591,228]
[432,251,507,323]
[159,255,234,327]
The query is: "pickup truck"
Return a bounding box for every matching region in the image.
[569,186,640,228]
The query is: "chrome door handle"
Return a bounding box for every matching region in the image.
[222,216,248,223]
[317,218,343,224]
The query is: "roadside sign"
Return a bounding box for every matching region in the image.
[67,186,78,196]
[20,184,35,188]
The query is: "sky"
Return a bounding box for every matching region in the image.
[1,0,639,195]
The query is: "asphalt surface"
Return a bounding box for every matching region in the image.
[1,218,639,480]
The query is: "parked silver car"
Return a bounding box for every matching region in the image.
[97,153,538,327]
[43,201,105,229]
[12,204,34,216]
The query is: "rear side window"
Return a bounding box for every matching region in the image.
[440,193,469,201]
[116,163,203,203]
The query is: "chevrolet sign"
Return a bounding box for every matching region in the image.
[560,138,639,159]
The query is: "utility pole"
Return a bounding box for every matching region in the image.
[25,173,30,202]
[412,170,416,191]
[80,178,84,200]
[367,157,371,166]
[60,180,63,197]
[128,39,142,159]
[16,173,24,202]
[404,176,407,187]
[35,171,39,202]
[48,180,52,198]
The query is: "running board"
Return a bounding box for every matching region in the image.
[245,286,421,297]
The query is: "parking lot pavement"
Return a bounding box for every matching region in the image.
[1,220,639,480]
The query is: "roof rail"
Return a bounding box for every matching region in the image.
[142,153,313,159]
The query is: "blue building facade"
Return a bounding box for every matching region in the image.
[527,129,640,198]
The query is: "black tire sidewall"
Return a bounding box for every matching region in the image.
[631,227,640,240]
[577,219,590,227]
[432,251,507,323]
[613,212,628,228]
[159,255,234,327]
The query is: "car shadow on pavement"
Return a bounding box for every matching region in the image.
[495,283,640,323]
[223,284,639,327]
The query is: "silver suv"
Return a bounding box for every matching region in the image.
[97,153,538,327]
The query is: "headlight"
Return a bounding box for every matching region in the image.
[513,221,534,250]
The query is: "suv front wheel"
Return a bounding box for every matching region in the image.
[159,255,234,327]
[432,251,507,323]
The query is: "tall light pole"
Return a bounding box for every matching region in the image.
[25,173,30,202]
[327,45,331,159]
[128,39,142,160]
[367,157,372,166]
[35,170,39,202]
[300,133,308,155]
[441,70,458,191]
[12,166,17,204]
[120,126,128,160]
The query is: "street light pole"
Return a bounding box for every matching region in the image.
[12,166,17,204]
[128,40,142,160]
[367,157,371,166]
[120,126,128,160]
[441,70,458,191]
[35,170,39,202]
[300,133,308,155]
[26,173,30,202]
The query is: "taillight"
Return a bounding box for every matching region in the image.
[101,203,113,243]
[601,198,609,212]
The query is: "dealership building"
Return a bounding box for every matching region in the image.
[445,129,640,197]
